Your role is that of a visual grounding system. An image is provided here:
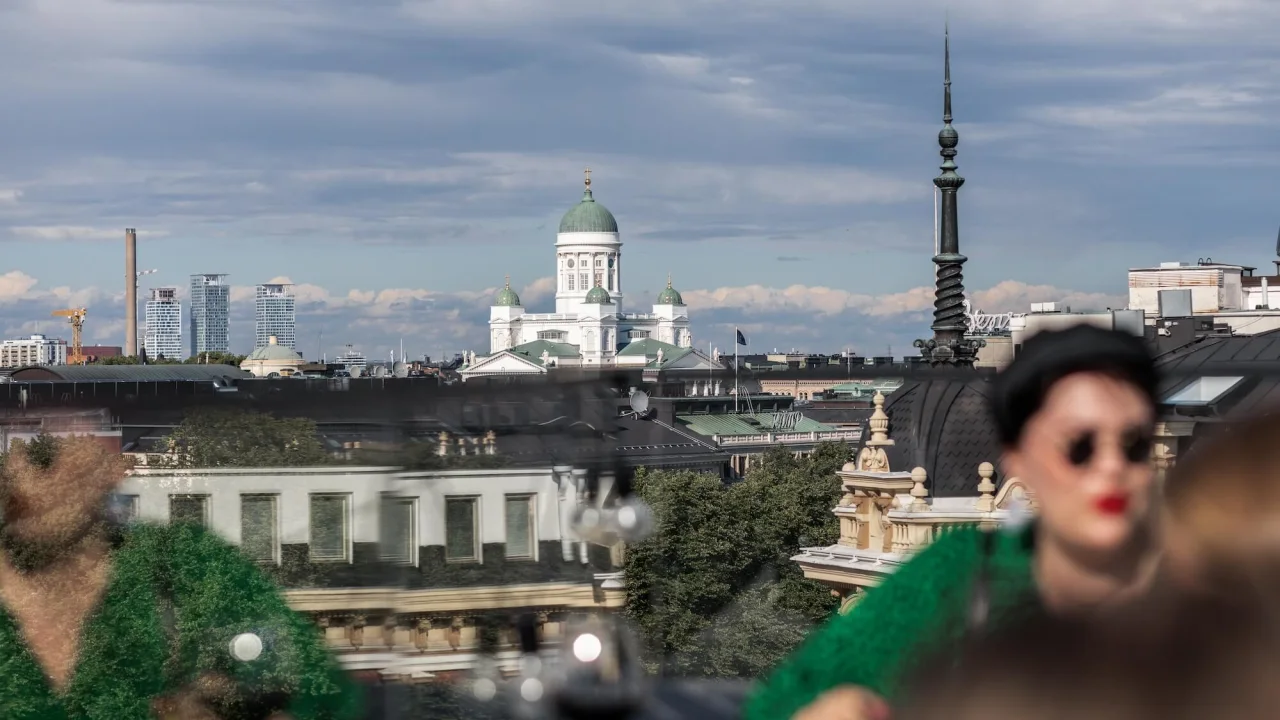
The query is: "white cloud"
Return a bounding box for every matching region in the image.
[0,271,39,303]
[1029,82,1271,129]
[685,280,1125,317]
[0,189,21,203]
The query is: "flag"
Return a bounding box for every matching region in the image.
[735,329,748,346]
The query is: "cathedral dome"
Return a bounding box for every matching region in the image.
[584,284,612,304]
[656,275,684,306]
[559,171,618,234]
[493,277,521,307]
[880,376,1004,497]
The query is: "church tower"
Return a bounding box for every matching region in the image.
[915,26,984,367]
[555,169,624,314]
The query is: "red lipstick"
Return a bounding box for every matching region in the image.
[1095,494,1130,515]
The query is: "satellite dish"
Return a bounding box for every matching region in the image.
[394,362,409,378]
[629,389,650,415]
[373,365,389,378]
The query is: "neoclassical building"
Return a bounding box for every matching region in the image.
[483,171,693,368]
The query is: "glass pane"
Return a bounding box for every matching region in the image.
[445,499,477,561]
[505,496,533,559]
[310,494,349,562]
[241,495,277,563]
[112,494,139,524]
[381,497,414,563]
[170,495,208,527]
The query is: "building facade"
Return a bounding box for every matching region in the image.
[484,172,692,367]
[255,284,297,351]
[190,274,230,356]
[144,287,182,360]
[0,334,67,367]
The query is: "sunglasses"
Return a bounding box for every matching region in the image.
[1065,426,1153,467]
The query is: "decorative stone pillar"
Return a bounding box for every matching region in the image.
[975,462,997,512]
[909,467,929,511]
[438,432,450,457]
[349,616,367,649]
[447,617,463,650]
[484,431,497,455]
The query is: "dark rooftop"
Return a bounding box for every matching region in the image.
[9,364,252,383]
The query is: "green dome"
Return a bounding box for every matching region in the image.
[656,274,684,305]
[494,277,521,306]
[584,284,612,304]
[559,176,618,233]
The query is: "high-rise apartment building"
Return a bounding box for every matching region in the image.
[190,274,230,356]
[0,334,67,367]
[144,287,182,360]
[255,284,296,350]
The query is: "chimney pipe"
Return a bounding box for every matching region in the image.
[125,228,138,356]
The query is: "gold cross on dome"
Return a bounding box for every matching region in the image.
[584,167,592,189]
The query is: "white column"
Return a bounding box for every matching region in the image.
[554,465,575,561]
[572,468,590,564]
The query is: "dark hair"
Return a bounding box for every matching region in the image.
[990,325,1158,447]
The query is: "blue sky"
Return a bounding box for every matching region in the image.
[1,0,1278,359]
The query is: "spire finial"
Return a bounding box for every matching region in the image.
[584,167,592,191]
[504,275,511,289]
[666,273,673,289]
[943,21,952,123]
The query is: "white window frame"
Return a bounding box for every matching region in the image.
[115,494,140,523]
[240,494,281,565]
[1163,376,1245,405]
[380,495,418,566]
[308,493,353,564]
[503,493,538,561]
[169,494,211,527]
[444,496,481,564]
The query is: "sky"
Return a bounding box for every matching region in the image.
[1,0,1278,360]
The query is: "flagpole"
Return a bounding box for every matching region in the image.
[734,327,739,413]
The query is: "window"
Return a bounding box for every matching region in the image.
[568,275,575,291]
[505,495,536,559]
[309,493,351,562]
[1163,376,1244,405]
[113,494,139,523]
[628,330,650,340]
[595,258,602,267]
[169,494,209,527]
[579,273,588,290]
[381,495,416,564]
[594,272,604,288]
[240,495,279,564]
[445,497,479,562]
[538,330,566,341]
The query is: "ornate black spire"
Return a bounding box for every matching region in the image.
[915,25,984,367]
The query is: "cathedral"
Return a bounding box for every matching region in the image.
[463,171,706,378]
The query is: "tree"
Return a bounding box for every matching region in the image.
[184,351,248,366]
[622,442,851,677]
[158,408,332,468]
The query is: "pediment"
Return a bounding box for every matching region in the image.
[462,351,547,375]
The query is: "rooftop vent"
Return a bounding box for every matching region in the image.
[1159,262,1185,268]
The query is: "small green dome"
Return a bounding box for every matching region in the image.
[494,276,521,306]
[559,172,618,233]
[656,274,684,305]
[584,284,612,304]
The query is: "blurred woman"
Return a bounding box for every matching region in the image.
[746,325,1162,720]
[895,591,1280,720]
[1161,409,1280,599]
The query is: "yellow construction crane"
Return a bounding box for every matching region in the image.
[52,308,87,365]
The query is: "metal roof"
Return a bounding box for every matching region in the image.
[677,412,835,437]
[8,364,254,383]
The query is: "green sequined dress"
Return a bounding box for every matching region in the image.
[0,521,362,719]
[745,525,1038,720]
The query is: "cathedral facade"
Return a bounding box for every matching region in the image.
[486,171,693,366]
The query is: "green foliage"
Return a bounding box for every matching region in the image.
[6,433,63,470]
[91,355,182,365]
[183,351,248,366]
[623,442,851,677]
[159,408,333,469]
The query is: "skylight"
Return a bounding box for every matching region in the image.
[1163,376,1244,405]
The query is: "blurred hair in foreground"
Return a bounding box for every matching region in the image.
[897,591,1280,720]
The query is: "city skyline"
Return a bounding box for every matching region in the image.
[0,1,1276,358]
